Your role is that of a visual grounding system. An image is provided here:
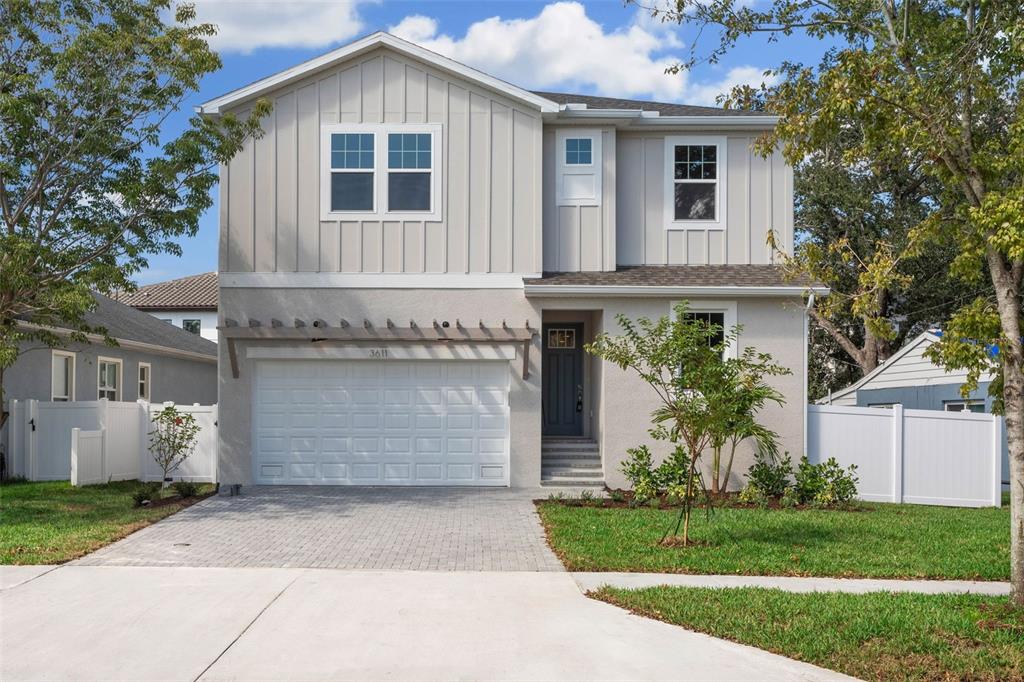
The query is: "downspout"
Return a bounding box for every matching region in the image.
[803,293,816,456]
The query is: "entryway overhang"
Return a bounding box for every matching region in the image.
[220,318,538,380]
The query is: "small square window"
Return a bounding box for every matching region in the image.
[547,329,576,349]
[331,133,374,169]
[387,133,431,169]
[565,138,592,165]
[182,319,201,335]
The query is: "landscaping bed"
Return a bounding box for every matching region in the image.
[0,480,214,564]
[536,500,1011,579]
[593,586,1024,681]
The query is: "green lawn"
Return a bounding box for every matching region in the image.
[0,480,212,564]
[593,586,1024,681]
[537,501,1010,579]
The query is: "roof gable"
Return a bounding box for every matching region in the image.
[199,32,559,115]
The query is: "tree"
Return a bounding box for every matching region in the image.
[587,302,789,543]
[641,0,1024,604]
[0,0,268,427]
[149,405,200,486]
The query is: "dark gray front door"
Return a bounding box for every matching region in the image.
[542,323,584,436]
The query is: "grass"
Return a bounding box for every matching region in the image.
[537,501,1010,579]
[594,586,1024,681]
[0,480,213,565]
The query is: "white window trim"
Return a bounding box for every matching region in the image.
[97,356,122,402]
[944,399,985,412]
[138,362,152,402]
[51,350,75,402]
[319,123,443,222]
[663,135,727,231]
[671,299,738,359]
[555,128,602,206]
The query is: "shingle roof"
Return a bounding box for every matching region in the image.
[118,272,218,310]
[81,293,217,358]
[527,265,819,288]
[532,91,769,118]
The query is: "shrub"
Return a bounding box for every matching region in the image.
[172,480,201,498]
[795,456,858,506]
[132,482,161,507]
[745,450,793,498]
[621,445,659,504]
[655,446,691,499]
[738,483,769,508]
[610,490,626,503]
[149,406,201,487]
[780,487,800,508]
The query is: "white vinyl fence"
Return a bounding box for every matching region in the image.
[6,399,217,485]
[808,404,1003,507]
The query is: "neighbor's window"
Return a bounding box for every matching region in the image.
[944,400,985,413]
[565,138,592,165]
[329,133,375,211]
[138,363,151,401]
[51,351,75,401]
[98,358,121,401]
[674,145,718,221]
[182,319,201,335]
[387,133,432,211]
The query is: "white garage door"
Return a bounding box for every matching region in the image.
[253,360,510,485]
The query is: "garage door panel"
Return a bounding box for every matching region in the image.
[254,360,510,485]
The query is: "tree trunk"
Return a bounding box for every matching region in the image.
[711,446,721,495]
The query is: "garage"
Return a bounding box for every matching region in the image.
[253,359,510,485]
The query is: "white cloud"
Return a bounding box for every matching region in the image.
[184,1,369,54]
[687,66,779,107]
[389,3,690,101]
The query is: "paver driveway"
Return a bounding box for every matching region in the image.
[75,486,563,571]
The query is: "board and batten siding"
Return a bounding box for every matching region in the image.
[615,133,794,266]
[221,47,543,275]
[542,127,617,272]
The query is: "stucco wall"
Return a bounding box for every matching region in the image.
[3,341,217,406]
[218,287,806,490]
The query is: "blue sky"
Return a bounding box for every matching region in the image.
[140,0,828,285]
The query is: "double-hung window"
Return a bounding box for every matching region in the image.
[321,124,441,221]
[97,357,121,401]
[672,301,737,359]
[51,351,75,401]
[138,362,152,401]
[664,136,727,230]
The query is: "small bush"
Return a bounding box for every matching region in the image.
[780,487,800,508]
[795,456,858,506]
[646,497,662,509]
[738,483,769,508]
[132,482,161,507]
[621,445,659,504]
[610,490,626,503]
[655,446,690,499]
[172,480,201,498]
[745,450,793,498]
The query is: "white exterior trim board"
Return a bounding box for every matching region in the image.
[199,32,559,115]
[221,273,538,289]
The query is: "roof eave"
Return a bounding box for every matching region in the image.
[15,321,216,363]
[546,109,779,128]
[523,284,829,298]
[197,32,559,116]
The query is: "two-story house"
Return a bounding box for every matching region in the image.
[201,32,824,489]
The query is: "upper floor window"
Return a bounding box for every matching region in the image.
[330,133,375,211]
[320,124,441,222]
[182,319,201,335]
[664,136,727,230]
[51,351,75,401]
[565,138,592,165]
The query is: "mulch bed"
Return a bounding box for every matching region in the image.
[142,491,215,510]
[536,489,869,512]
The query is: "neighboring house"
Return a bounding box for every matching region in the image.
[117,272,219,343]
[201,32,825,489]
[2,292,218,408]
[818,330,997,412]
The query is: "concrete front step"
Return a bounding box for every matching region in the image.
[541,460,602,470]
[542,442,599,450]
[540,478,606,487]
[542,468,606,478]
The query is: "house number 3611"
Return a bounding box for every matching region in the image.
[369,348,389,359]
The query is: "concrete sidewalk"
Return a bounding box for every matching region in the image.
[1,565,854,682]
[572,572,1012,596]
